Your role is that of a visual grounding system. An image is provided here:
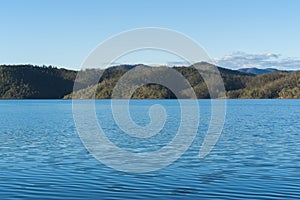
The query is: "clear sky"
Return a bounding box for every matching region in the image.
[1,0,299,70]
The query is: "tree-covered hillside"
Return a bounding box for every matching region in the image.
[66,63,300,99]
[0,65,77,99]
[0,65,102,99]
[227,71,300,98]
[1,64,299,99]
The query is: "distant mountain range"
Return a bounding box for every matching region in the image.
[0,63,299,99]
[238,67,279,74]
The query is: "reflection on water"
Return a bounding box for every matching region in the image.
[0,100,300,199]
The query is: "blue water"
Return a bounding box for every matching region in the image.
[1,100,300,199]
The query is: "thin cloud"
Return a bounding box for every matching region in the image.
[167,61,190,66]
[213,52,300,70]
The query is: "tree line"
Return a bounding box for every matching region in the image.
[1,63,299,99]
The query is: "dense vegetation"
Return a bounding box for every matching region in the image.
[0,63,299,99]
[0,65,75,98]
[227,71,300,98]
[0,65,99,99]
[66,63,300,99]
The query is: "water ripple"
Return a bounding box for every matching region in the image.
[0,100,300,199]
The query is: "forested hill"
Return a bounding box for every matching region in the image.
[0,64,299,99]
[0,65,76,98]
[0,65,101,99]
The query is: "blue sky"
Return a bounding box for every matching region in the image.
[1,0,300,69]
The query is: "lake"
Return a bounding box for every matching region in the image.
[1,100,300,199]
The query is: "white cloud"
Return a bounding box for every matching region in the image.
[213,52,300,70]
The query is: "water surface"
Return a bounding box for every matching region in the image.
[1,100,300,199]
